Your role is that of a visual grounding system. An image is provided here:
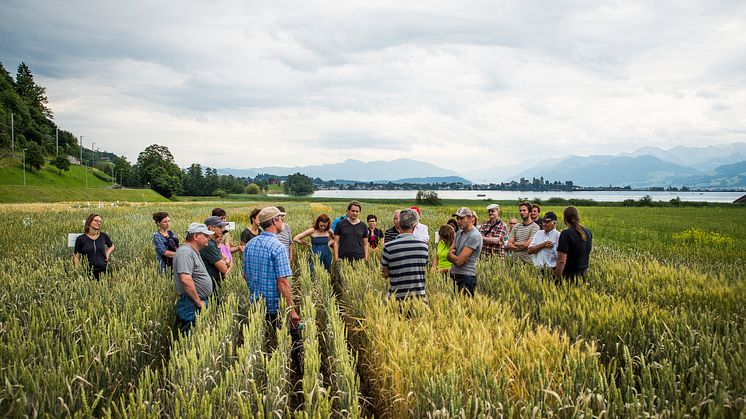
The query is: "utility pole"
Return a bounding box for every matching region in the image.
[22,148,26,186]
[11,113,14,153]
[92,142,95,168]
[79,135,83,164]
[55,127,59,157]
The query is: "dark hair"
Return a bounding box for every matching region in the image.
[84,213,101,233]
[277,205,286,212]
[212,207,226,217]
[347,201,361,211]
[519,201,533,212]
[438,224,455,247]
[314,213,331,231]
[249,208,261,223]
[532,204,541,212]
[446,218,458,232]
[260,219,274,230]
[366,214,377,222]
[563,206,588,241]
[153,211,169,224]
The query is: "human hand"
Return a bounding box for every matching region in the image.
[289,309,300,327]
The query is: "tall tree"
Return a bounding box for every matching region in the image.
[112,155,137,187]
[284,172,314,196]
[135,144,183,197]
[24,142,44,170]
[182,163,206,195]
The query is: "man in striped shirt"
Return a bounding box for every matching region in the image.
[381,209,429,300]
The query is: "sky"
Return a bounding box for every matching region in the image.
[1,0,745,176]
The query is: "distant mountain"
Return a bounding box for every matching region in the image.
[218,159,460,182]
[624,142,746,171]
[384,176,472,184]
[511,155,701,187]
[679,161,746,189]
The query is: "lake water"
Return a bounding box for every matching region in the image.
[310,189,744,203]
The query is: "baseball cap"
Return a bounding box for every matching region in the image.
[258,206,286,224]
[204,216,229,227]
[543,211,558,222]
[486,204,499,210]
[409,206,421,215]
[187,222,214,235]
[452,207,474,217]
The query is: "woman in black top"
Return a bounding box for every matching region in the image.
[366,214,384,250]
[554,206,592,282]
[73,213,115,280]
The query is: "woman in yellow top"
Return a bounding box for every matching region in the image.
[433,224,455,275]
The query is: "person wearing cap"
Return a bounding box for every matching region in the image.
[531,204,543,229]
[479,204,508,257]
[173,223,215,334]
[528,211,560,274]
[381,209,429,300]
[334,201,369,262]
[507,202,540,263]
[447,207,483,296]
[201,215,231,292]
[409,206,430,243]
[243,206,300,330]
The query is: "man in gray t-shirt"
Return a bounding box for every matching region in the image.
[448,207,483,296]
[173,222,215,334]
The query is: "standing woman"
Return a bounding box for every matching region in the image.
[240,208,262,247]
[152,211,179,273]
[293,214,335,272]
[366,214,384,250]
[433,224,455,275]
[554,206,593,282]
[73,213,115,280]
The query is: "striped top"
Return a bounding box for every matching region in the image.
[276,223,292,254]
[381,233,429,300]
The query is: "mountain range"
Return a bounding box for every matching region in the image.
[217,143,746,189]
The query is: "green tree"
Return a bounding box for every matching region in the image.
[182,163,206,195]
[283,172,314,196]
[51,155,70,174]
[135,144,183,198]
[112,155,137,187]
[24,142,44,170]
[245,183,261,194]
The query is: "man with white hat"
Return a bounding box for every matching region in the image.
[447,207,483,296]
[173,222,215,334]
[478,204,508,256]
[243,206,300,331]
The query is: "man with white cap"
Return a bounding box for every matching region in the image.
[478,204,508,257]
[447,207,483,296]
[201,215,231,291]
[173,222,215,334]
[243,206,300,331]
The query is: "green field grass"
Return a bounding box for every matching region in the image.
[0,185,169,203]
[0,158,113,188]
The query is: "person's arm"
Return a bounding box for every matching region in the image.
[507,234,519,251]
[288,242,294,264]
[293,228,314,247]
[554,252,567,277]
[363,238,369,261]
[179,273,204,309]
[448,246,474,267]
[381,266,390,278]
[432,251,439,273]
[214,259,229,274]
[73,252,80,268]
[105,244,115,262]
[333,234,341,261]
[277,276,300,326]
[327,230,335,247]
[527,234,544,255]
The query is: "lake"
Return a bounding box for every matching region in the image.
[309,189,744,203]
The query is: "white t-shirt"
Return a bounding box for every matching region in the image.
[529,229,560,268]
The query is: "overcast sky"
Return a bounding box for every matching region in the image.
[1,0,745,174]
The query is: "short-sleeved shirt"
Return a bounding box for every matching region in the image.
[436,241,453,270]
[243,231,293,314]
[529,228,560,268]
[276,223,292,253]
[510,222,540,263]
[173,245,214,299]
[479,219,508,256]
[384,226,400,243]
[335,219,369,260]
[450,227,483,276]
[381,233,429,300]
[74,232,113,270]
[557,226,593,276]
[200,238,225,285]
[240,227,261,244]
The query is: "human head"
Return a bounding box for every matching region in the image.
[314,213,331,231]
[508,217,518,230]
[346,201,361,221]
[153,211,170,229]
[447,218,459,233]
[367,214,377,229]
[542,211,557,232]
[452,207,475,230]
[563,206,580,227]
[204,216,228,239]
[212,207,227,219]
[518,202,533,221]
[531,204,541,221]
[84,213,102,233]
[249,208,261,226]
[438,224,455,246]
[486,204,500,221]
[409,206,421,216]
[276,206,287,221]
[258,206,286,231]
[185,222,213,248]
[393,210,401,230]
[398,209,419,232]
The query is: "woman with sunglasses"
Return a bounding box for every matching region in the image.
[152,211,180,273]
[293,213,335,273]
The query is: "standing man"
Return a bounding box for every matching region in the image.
[448,207,483,296]
[243,206,299,330]
[531,204,543,229]
[383,210,402,243]
[334,201,369,262]
[173,223,215,334]
[276,206,294,263]
[409,206,430,243]
[381,209,429,300]
[528,211,560,274]
[201,216,231,292]
[507,202,540,263]
[479,204,508,257]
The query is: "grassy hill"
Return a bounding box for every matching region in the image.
[0,157,112,188]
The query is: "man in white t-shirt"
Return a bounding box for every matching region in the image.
[527,211,560,271]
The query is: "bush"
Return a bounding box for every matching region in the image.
[214,188,227,198]
[245,183,261,195]
[51,155,70,175]
[415,190,442,206]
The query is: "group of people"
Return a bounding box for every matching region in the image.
[71,201,592,334]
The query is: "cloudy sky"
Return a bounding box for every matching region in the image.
[1,0,745,175]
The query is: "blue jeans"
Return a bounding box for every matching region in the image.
[176,295,208,335]
[451,274,477,297]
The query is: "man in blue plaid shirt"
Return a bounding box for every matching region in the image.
[243,206,300,329]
